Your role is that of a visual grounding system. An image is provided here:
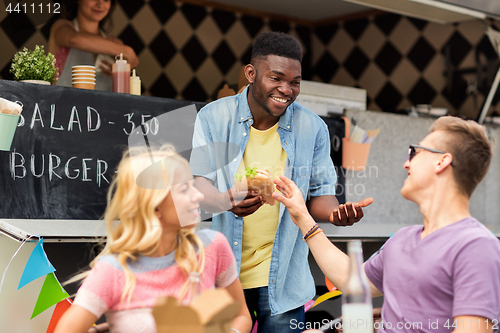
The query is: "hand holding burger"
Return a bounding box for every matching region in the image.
[234,167,275,206]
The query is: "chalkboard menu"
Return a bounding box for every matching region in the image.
[0,80,205,219]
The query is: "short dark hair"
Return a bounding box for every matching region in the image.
[251,31,303,63]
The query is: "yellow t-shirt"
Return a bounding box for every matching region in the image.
[238,122,287,289]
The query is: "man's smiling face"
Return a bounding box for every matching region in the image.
[247,55,301,119]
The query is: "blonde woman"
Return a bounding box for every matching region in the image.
[54,146,251,333]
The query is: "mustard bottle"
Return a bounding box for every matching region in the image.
[130,69,141,95]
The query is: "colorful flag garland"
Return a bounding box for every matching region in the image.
[3,237,72,330]
[9,237,348,332]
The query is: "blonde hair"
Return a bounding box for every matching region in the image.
[69,145,205,305]
[430,116,492,197]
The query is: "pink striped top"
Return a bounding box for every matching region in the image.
[73,229,238,333]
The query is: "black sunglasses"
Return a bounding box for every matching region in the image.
[408,144,454,167]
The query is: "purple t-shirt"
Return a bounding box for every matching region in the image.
[365,217,500,333]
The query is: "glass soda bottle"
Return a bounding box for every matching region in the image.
[342,240,373,333]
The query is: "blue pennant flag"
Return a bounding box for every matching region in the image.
[18,238,55,290]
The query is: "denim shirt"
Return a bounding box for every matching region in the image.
[190,86,336,315]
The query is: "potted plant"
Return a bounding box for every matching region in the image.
[10,45,59,85]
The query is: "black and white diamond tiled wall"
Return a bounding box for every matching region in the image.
[0,1,312,102]
[101,1,313,102]
[1,1,499,118]
[311,13,500,118]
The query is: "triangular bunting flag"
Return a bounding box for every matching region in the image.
[325,276,337,292]
[31,273,70,319]
[18,238,56,290]
[46,299,72,333]
[313,290,342,308]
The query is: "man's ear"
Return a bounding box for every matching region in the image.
[436,153,453,174]
[245,64,256,84]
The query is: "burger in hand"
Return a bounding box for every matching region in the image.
[234,167,275,206]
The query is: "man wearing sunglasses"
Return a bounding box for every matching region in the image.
[273,116,500,333]
[408,144,455,166]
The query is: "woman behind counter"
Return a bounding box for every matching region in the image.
[48,0,139,91]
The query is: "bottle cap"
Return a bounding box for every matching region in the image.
[115,53,128,64]
[131,69,140,80]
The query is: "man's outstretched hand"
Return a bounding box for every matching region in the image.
[330,197,374,226]
[228,187,263,218]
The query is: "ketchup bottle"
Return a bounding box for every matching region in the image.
[112,53,130,93]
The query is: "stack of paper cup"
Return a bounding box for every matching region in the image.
[72,65,96,90]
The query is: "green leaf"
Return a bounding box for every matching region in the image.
[235,172,243,182]
[244,167,257,179]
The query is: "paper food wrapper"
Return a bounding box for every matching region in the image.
[0,97,23,115]
[95,54,114,73]
[153,289,240,333]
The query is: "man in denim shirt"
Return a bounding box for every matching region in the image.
[190,32,372,333]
